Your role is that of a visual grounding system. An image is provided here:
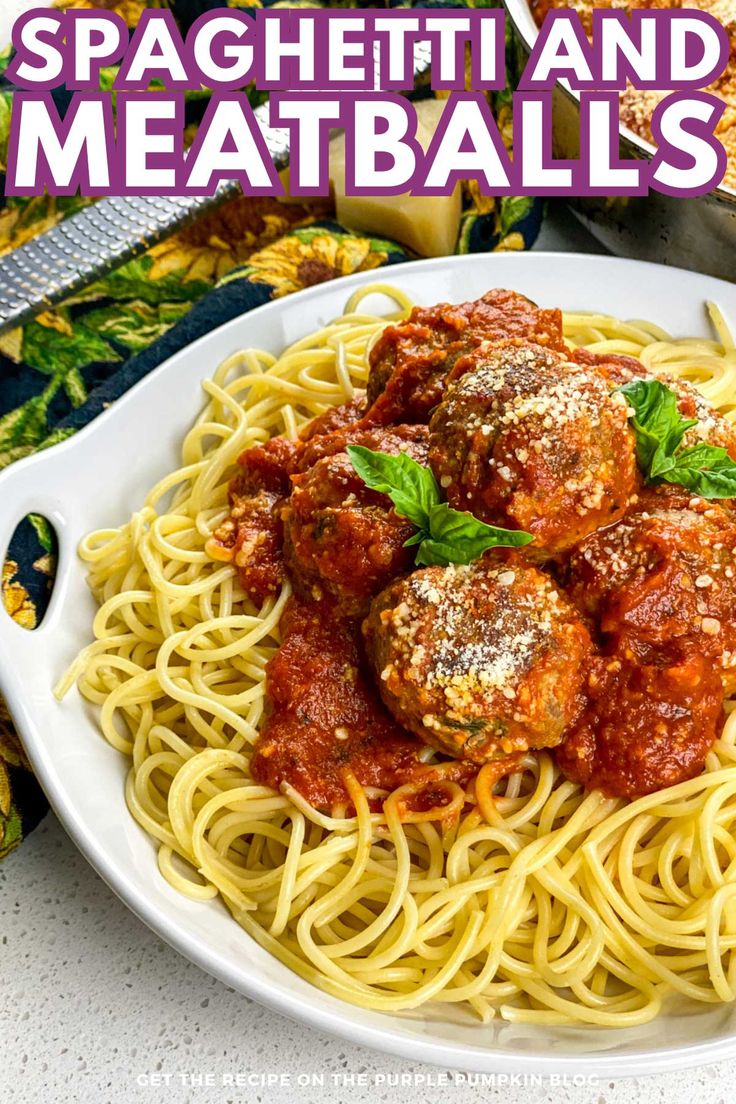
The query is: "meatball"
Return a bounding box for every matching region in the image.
[207,436,297,603]
[428,342,638,556]
[674,379,736,459]
[282,425,428,618]
[564,485,736,691]
[229,434,296,498]
[557,650,723,798]
[569,346,644,386]
[298,392,367,442]
[364,289,566,425]
[363,557,593,763]
[209,489,284,603]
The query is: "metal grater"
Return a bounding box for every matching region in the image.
[0,105,290,335]
[0,45,432,336]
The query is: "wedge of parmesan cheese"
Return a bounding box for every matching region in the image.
[329,99,462,258]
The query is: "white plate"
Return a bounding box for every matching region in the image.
[3,252,736,1077]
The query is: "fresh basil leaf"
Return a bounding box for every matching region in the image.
[666,443,736,498]
[617,378,736,499]
[414,508,534,566]
[414,538,467,567]
[346,445,440,529]
[617,378,674,471]
[618,379,697,472]
[410,503,532,566]
[648,448,677,479]
[618,378,676,439]
[664,416,699,455]
[429,502,533,550]
[673,441,728,468]
[348,445,533,566]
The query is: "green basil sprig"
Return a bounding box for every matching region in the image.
[346,445,533,567]
[619,378,736,498]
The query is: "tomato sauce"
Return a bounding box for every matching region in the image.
[556,650,723,797]
[558,486,736,795]
[211,403,375,604]
[250,598,474,808]
[364,289,566,425]
[564,487,736,683]
[231,435,297,498]
[283,425,428,617]
[207,289,736,807]
[207,439,296,603]
[298,394,367,443]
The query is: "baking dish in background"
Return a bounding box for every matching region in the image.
[504,0,736,279]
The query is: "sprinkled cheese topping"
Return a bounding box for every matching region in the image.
[386,562,561,710]
[576,516,654,583]
[438,346,630,471]
[429,341,638,554]
[574,499,736,593]
[365,556,592,760]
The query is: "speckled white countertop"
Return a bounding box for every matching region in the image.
[3,2,736,1095]
[2,812,735,1104]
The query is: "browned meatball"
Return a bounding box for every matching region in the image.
[363,557,593,764]
[282,425,428,618]
[563,485,736,691]
[364,289,566,425]
[674,379,736,459]
[207,436,297,603]
[428,342,639,557]
[298,392,367,442]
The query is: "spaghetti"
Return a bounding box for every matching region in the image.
[56,286,736,1026]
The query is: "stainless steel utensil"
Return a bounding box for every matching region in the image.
[0,44,432,337]
[0,100,289,336]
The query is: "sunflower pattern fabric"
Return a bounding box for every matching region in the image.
[0,0,544,857]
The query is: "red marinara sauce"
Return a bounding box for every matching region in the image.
[250,598,475,808]
[207,400,370,605]
[558,486,736,796]
[556,650,723,797]
[208,436,296,604]
[283,425,428,618]
[564,486,736,689]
